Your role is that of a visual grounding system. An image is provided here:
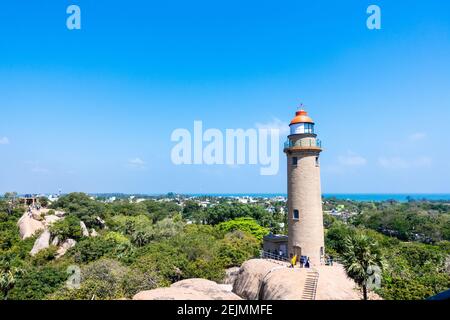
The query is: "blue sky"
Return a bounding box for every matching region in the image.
[1,0,449,194]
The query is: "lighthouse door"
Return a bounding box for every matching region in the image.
[293,246,302,264]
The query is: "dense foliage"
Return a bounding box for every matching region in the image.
[2,193,449,300]
[0,194,262,299]
[325,212,450,300]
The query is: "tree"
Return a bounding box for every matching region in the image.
[0,266,23,300]
[341,233,384,300]
[49,215,82,241]
[38,197,49,208]
[218,230,260,267]
[51,259,161,300]
[50,193,107,227]
[216,217,269,241]
[3,192,18,215]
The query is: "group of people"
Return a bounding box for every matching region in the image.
[27,203,41,217]
[290,254,310,268]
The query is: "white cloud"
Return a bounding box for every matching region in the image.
[128,157,146,169]
[31,167,50,174]
[337,152,367,166]
[409,132,427,141]
[0,137,9,145]
[378,156,432,169]
[24,161,50,174]
[255,118,290,136]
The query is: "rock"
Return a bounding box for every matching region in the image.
[30,230,51,256]
[133,287,212,300]
[31,211,44,220]
[96,216,106,227]
[56,238,77,258]
[44,215,61,226]
[80,221,89,237]
[232,259,384,300]
[223,267,240,287]
[90,229,98,237]
[52,236,60,246]
[133,278,242,300]
[233,259,283,300]
[17,212,45,239]
[55,210,65,218]
[171,279,241,300]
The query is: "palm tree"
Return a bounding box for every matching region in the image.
[0,267,23,300]
[341,233,384,300]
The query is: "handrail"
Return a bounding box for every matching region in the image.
[284,139,322,149]
[260,250,289,262]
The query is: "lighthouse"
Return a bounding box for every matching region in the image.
[284,109,325,266]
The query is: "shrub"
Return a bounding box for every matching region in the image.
[51,259,160,299]
[216,217,269,241]
[49,215,82,241]
[218,230,260,267]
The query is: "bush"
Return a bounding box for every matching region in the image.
[51,259,161,299]
[8,265,67,300]
[216,217,269,241]
[70,237,115,263]
[32,246,58,266]
[218,230,260,267]
[49,215,82,241]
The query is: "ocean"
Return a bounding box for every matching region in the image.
[188,193,450,202]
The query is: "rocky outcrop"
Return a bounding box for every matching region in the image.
[30,230,51,256]
[232,259,381,300]
[133,279,241,300]
[232,259,285,300]
[17,212,45,239]
[56,238,77,258]
[80,221,90,237]
[52,236,60,246]
[44,215,62,226]
[223,267,240,287]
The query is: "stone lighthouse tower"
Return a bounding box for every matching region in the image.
[284,109,325,266]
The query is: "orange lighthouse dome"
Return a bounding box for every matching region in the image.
[289,109,314,125]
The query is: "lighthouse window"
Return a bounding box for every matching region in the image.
[304,123,314,134]
[293,209,299,220]
[292,157,298,166]
[315,156,320,167]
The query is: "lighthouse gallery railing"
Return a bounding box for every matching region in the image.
[284,139,322,149]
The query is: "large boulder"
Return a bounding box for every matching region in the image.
[80,221,89,237]
[30,230,51,256]
[223,267,240,286]
[233,259,382,300]
[55,210,65,218]
[133,287,212,300]
[17,212,45,239]
[52,236,60,246]
[44,215,61,226]
[56,238,77,258]
[133,278,241,300]
[232,259,285,300]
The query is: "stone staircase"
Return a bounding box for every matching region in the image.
[301,269,319,300]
